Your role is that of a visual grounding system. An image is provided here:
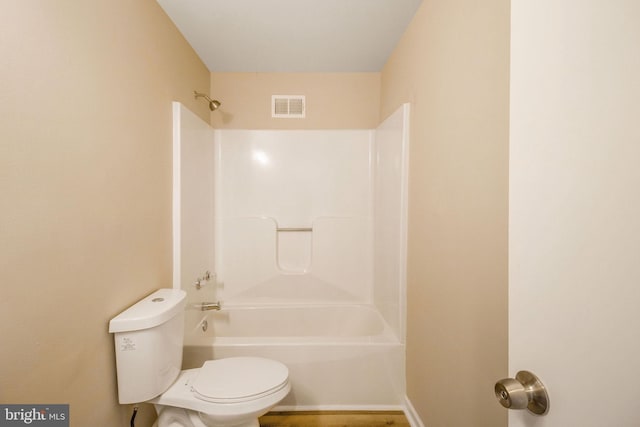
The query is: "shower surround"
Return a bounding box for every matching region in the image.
[173,102,409,409]
[216,129,374,305]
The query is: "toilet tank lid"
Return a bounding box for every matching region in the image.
[109,289,186,333]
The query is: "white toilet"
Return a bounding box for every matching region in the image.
[109,289,290,427]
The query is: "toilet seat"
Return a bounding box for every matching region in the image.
[191,357,290,404]
[150,357,291,422]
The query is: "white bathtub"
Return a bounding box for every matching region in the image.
[182,304,405,410]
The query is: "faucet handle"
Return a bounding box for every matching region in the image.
[194,270,215,290]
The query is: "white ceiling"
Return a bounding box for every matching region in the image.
[157,0,422,72]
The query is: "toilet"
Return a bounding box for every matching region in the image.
[109,289,290,427]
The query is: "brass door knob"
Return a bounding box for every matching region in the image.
[494,371,549,415]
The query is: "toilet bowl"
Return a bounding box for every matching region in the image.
[151,357,291,427]
[109,289,291,427]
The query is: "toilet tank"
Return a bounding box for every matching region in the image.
[109,288,186,404]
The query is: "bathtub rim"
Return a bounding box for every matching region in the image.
[183,302,402,345]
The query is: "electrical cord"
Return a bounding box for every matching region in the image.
[130,406,138,427]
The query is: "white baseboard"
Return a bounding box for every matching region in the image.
[403,395,425,427]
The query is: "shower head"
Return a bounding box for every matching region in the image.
[194,91,221,111]
[209,99,221,111]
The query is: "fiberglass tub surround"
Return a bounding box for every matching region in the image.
[174,103,409,410]
[215,129,374,305]
[183,304,403,409]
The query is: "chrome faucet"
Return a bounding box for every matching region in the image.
[198,301,222,311]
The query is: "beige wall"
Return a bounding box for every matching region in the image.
[381,1,510,426]
[0,2,209,425]
[210,72,380,129]
[1,1,509,425]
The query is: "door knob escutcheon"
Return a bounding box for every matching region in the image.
[495,371,549,415]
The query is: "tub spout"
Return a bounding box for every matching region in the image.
[199,301,222,311]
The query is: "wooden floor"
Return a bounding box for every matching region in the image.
[259,411,410,427]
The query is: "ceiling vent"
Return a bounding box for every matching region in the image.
[272,95,305,118]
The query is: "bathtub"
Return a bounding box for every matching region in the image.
[182,304,405,410]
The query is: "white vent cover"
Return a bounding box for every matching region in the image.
[272,95,305,118]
